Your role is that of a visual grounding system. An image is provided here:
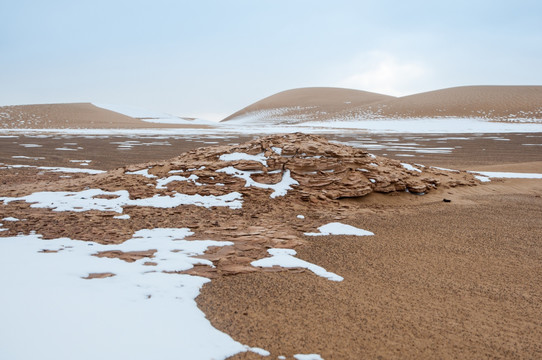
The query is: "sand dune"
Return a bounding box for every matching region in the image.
[221,87,396,124]
[222,86,542,124]
[0,103,213,129]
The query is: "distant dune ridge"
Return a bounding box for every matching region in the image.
[222,86,542,124]
[0,103,212,129]
[1,86,541,129]
[221,87,396,123]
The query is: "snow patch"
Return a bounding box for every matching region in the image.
[251,249,343,282]
[469,171,542,179]
[401,163,422,173]
[0,229,261,359]
[125,169,157,178]
[156,174,202,189]
[219,152,268,166]
[294,354,324,360]
[304,222,374,236]
[217,167,298,198]
[0,189,244,212]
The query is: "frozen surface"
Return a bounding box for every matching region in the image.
[294,355,324,360]
[0,229,263,360]
[470,171,542,179]
[0,188,244,212]
[305,222,374,236]
[219,152,268,166]
[2,217,19,221]
[217,167,298,198]
[251,248,343,282]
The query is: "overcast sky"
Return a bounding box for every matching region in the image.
[1,0,541,120]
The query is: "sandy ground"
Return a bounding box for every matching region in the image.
[1,130,541,359]
[200,182,542,359]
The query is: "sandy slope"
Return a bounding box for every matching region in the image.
[221,87,396,123]
[0,103,212,129]
[349,85,542,119]
[223,86,542,124]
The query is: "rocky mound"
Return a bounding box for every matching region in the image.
[0,133,480,277]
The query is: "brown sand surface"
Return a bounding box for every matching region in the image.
[222,86,542,123]
[1,133,541,359]
[222,87,396,123]
[0,103,213,129]
[200,184,542,359]
[349,85,542,120]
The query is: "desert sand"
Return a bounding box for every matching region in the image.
[0,103,212,129]
[222,86,542,124]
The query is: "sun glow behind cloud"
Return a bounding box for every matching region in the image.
[338,51,431,97]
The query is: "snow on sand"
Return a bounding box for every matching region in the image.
[0,229,267,359]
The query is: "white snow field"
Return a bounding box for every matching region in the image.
[0,228,268,360]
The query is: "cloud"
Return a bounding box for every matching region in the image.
[337,51,431,96]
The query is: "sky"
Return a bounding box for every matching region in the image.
[1,0,541,121]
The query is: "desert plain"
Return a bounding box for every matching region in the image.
[1,86,542,360]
